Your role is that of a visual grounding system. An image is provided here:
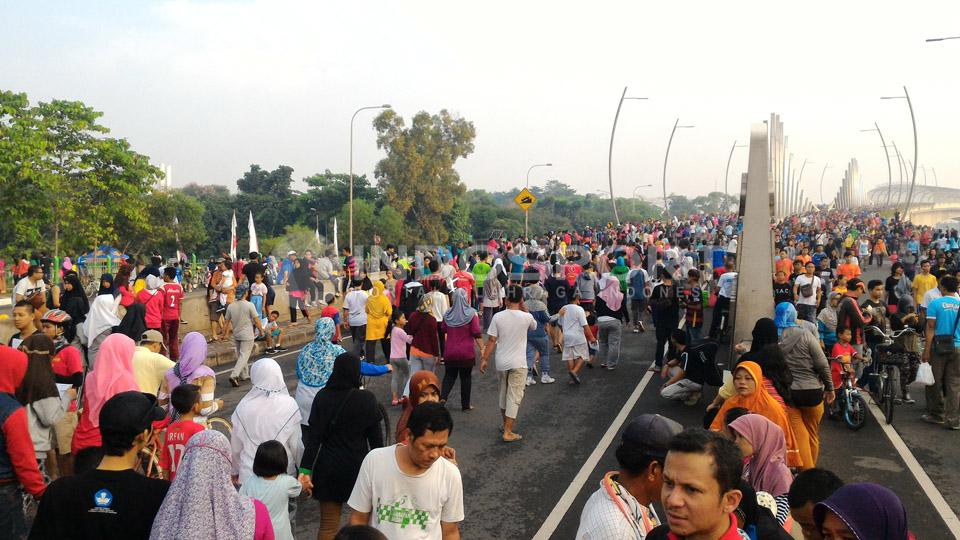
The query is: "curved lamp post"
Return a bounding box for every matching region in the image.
[524,163,553,238]
[818,163,831,205]
[632,183,653,212]
[724,141,746,197]
[349,104,391,250]
[926,36,960,42]
[662,119,695,215]
[860,123,894,206]
[881,87,918,217]
[891,141,905,207]
[932,167,939,187]
[607,87,649,225]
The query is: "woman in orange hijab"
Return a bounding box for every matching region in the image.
[394,370,441,443]
[710,361,802,467]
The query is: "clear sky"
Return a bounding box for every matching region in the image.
[4,0,959,203]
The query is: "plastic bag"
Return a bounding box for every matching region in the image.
[916,362,935,386]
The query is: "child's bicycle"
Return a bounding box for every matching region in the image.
[828,354,868,430]
[865,325,920,424]
[137,415,233,480]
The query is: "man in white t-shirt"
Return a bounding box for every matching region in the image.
[480,285,536,443]
[792,262,822,323]
[348,402,464,539]
[342,280,369,357]
[13,265,45,303]
[557,296,597,385]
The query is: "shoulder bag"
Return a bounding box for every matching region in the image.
[932,301,960,355]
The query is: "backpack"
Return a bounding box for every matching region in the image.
[688,340,723,386]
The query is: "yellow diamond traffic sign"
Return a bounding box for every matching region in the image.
[514,188,537,211]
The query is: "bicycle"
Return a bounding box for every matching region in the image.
[207,416,233,440]
[828,354,868,430]
[865,326,920,424]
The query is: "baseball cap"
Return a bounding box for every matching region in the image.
[287,250,297,256]
[141,329,164,344]
[621,414,683,459]
[847,278,864,291]
[99,391,167,437]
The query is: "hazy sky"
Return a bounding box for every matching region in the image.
[4,1,960,204]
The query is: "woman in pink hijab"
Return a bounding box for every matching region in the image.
[71,333,139,455]
[728,413,795,528]
[594,277,628,369]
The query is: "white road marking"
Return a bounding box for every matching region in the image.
[213,335,354,376]
[865,396,960,535]
[532,370,655,540]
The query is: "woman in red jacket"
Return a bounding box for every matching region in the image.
[406,296,440,374]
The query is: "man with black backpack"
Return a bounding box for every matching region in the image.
[650,268,681,372]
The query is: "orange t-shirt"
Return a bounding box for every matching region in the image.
[836,263,861,281]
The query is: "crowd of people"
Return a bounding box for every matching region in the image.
[1,208,953,539]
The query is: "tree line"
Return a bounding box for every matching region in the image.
[1,89,736,261]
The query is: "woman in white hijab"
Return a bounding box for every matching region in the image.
[230,358,303,486]
[77,293,121,368]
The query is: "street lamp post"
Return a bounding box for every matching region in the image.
[891,141,905,207]
[662,119,695,216]
[632,184,653,213]
[607,87,649,226]
[926,36,960,42]
[308,207,320,234]
[723,141,746,197]
[524,163,553,238]
[818,164,831,205]
[932,167,939,187]
[881,87,918,217]
[860,124,894,206]
[349,104,391,252]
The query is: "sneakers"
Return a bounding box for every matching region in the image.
[921,414,945,425]
[632,326,640,334]
[683,392,702,406]
[648,365,659,372]
[264,347,277,355]
[947,424,960,431]
[276,346,288,352]
[541,374,556,384]
[525,375,537,386]
[228,376,241,388]
[638,322,645,332]
[902,392,916,404]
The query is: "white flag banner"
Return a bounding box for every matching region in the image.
[230,210,238,260]
[333,217,339,257]
[315,228,321,247]
[248,211,259,255]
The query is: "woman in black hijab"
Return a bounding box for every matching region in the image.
[113,303,147,342]
[60,273,90,342]
[299,353,384,540]
[96,273,116,297]
[738,318,779,362]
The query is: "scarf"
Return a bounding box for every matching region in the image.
[597,276,624,311]
[83,333,138,428]
[165,332,215,392]
[710,361,801,467]
[232,358,301,482]
[773,302,799,336]
[417,294,434,315]
[483,266,503,302]
[366,281,392,320]
[15,334,59,405]
[61,273,89,317]
[523,284,548,313]
[748,318,779,354]
[83,294,121,346]
[149,430,257,540]
[144,274,163,294]
[296,318,345,388]
[814,483,911,540]
[444,288,477,328]
[817,292,841,330]
[113,303,147,342]
[728,414,793,497]
[326,353,362,391]
[97,273,116,296]
[395,370,441,442]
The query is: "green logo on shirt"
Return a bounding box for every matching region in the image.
[376,496,430,530]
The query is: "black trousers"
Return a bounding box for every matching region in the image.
[440,366,473,410]
[350,325,366,356]
[654,320,676,367]
[709,296,731,338]
[365,338,391,365]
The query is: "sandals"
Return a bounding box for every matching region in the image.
[502,433,523,443]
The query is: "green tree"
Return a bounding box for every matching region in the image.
[181,183,235,257]
[236,164,296,238]
[298,170,379,229]
[373,109,476,244]
[0,91,47,256]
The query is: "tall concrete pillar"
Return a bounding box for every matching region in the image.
[733,122,775,345]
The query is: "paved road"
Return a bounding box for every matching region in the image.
[208,299,958,539]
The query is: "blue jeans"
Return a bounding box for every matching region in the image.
[0,483,25,540]
[526,335,551,375]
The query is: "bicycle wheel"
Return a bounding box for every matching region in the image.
[883,367,896,424]
[207,417,233,440]
[844,394,868,430]
[378,402,391,445]
[138,447,164,479]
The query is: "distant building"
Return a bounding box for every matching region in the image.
[155,163,173,190]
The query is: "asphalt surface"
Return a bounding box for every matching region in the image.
[208,289,958,539]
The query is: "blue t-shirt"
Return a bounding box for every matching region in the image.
[926,295,960,346]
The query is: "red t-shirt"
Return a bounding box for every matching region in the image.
[830,341,857,389]
[51,346,82,412]
[158,420,205,480]
[161,282,184,321]
[137,289,166,329]
[321,306,342,341]
[453,271,475,302]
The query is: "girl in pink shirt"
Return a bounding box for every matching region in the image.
[137,275,166,330]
